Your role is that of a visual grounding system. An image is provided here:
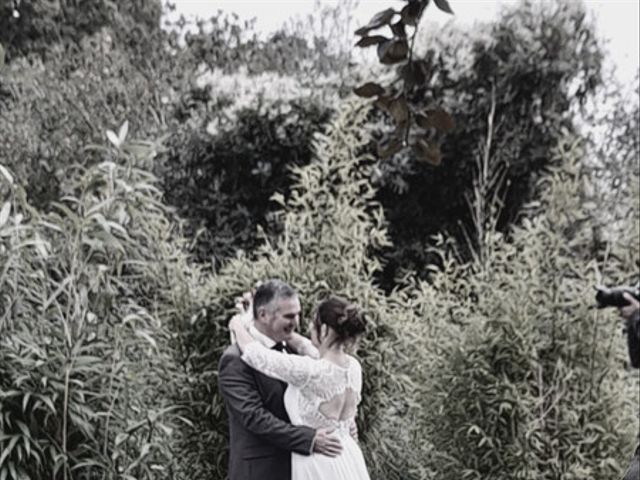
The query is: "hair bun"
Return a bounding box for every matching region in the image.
[340,305,367,337]
[316,296,367,345]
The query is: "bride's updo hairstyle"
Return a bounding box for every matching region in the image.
[314,296,367,347]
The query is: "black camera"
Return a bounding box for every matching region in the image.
[595,286,640,308]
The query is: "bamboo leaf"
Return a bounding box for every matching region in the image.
[135,330,158,350]
[0,165,13,185]
[35,395,56,414]
[115,432,129,447]
[106,130,121,148]
[21,393,30,414]
[42,276,73,312]
[118,120,129,145]
[0,202,10,227]
[0,436,19,467]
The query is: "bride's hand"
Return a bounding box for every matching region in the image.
[229,287,258,346]
[286,331,306,352]
[233,290,254,324]
[236,290,254,313]
[228,314,246,333]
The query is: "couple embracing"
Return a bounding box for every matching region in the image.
[218,279,371,480]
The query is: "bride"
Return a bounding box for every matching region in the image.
[229,295,371,480]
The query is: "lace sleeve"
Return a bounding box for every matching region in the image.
[350,357,363,404]
[241,342,318,388]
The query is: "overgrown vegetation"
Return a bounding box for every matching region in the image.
[420,139,639,479]
[177,100,440,479]
[0,143,204,479]
[0,0,162,60]
[0,0,637,479]
[374,0,605,287]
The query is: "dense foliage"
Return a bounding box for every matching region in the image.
[0,0,162,60]
[0,144,203,479]
[0,0,609,285]
[174,100,436,479]
[0,24,185,208]
[0,0,638,479]
[161,82,333,262]
[375,0,605,286]
[421,140,639,478]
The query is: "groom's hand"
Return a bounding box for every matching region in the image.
[312,428,342,457]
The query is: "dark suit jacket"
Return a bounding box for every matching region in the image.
[218,344,315,480]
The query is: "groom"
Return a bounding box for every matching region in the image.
[218,279,343,480]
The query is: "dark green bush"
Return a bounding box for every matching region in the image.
[374,0,604,287]
[157,10,353,265]
[175,101,638,480]
[161,97,332,263]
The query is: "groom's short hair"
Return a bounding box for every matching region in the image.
[253,279,297,318]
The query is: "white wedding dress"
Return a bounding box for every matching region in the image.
[241,341,371,480]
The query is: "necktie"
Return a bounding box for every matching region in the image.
[272,342,286,352]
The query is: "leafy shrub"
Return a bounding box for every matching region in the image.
[149,100,638,480]
[161,87,333,263]
[180,6,354,80]
[0,142,204,479]
[421,139,638,479]
[156,17,352,263]
[1,3,636,479]
[152,7,360,265]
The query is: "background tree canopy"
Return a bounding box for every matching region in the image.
[0,0,162,60]
[0,0,638,479]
